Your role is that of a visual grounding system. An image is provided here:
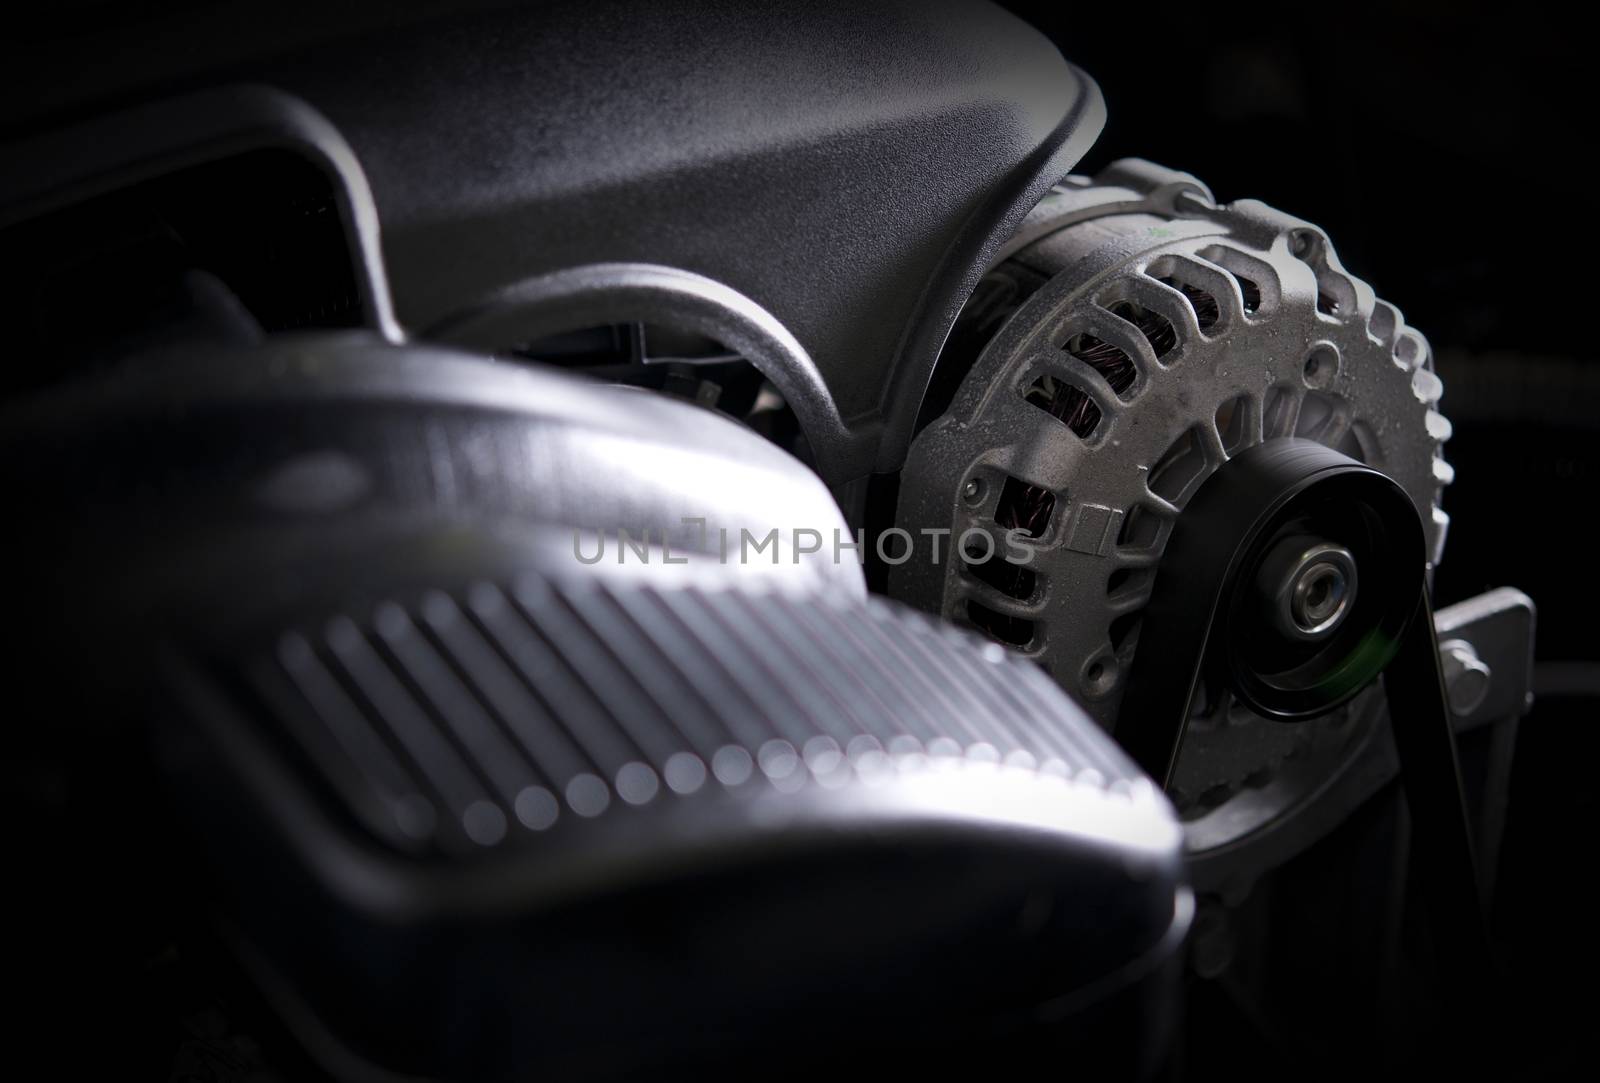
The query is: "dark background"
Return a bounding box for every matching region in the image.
[1011,0,1594,1072]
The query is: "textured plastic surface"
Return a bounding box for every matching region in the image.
[161,568,1186,1080]
[3,0,1106,481]
[213,572,1169,859]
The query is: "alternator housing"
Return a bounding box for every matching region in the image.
[894,160,1451,811]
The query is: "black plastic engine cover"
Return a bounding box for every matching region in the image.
[7,336,1186,1080]
[2,0,1105,482]
[158,569,1187,1079]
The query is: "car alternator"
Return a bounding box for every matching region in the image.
[894,159,1452,837]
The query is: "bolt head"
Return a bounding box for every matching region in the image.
[1257,537,1359,644]
[1440,639,1492,716]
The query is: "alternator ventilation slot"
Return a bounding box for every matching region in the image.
[1264,386,1298,438]
[1295,391,1342,442]
[1197,245,1265,314]
[1024,373,1102,439]
[966,601,1035,647]
[1118,505,1163,551]
[995,474,1056,538]
[1157,278,1220,331]
[1233,274,1262,314]
[1063,331,1139,391]
[1215,395,1251,456]
[1105,300,1176,358]
[962,547,1037,601]
[1147,426,1208,504]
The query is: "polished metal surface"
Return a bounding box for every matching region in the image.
[1261,538,1358,642]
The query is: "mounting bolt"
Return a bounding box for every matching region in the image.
[1439,638,1492,717]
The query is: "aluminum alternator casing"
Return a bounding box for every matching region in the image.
[894,159,1452,818]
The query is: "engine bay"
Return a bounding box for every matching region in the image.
[3,2,1588,1079]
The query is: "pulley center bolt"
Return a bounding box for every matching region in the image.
[1259,539,1358,642]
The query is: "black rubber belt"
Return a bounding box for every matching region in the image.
[1118,439,1491,1000]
